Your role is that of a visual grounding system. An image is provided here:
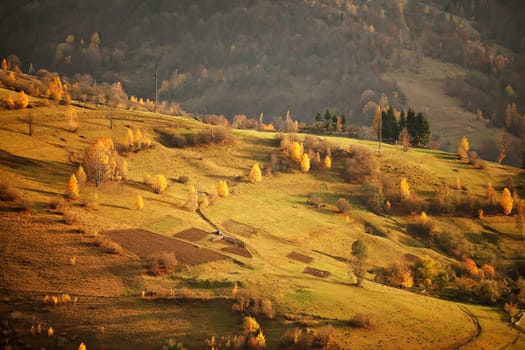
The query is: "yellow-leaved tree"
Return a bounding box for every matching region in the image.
[1,58,7,70]
[217,180,229,197]
[16,91,28,109]
[290,141,303,163]
[83,137,118,186]
[500,187,513,215]
[151,174,167,194]
[66,174,79,200]
[300,153,310,173]
[135,195,144,210]
[249,163,262,184]
[6,96,14,109]
[323,155,332,170]
[457,136,469,160]
[400,177,411,202]
[76,165,87,184]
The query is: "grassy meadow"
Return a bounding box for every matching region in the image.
[0,86,524,349]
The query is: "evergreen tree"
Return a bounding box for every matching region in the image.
[414,112,430,147]
[324,109,331,131]
[331,114,338,131]
[382,106,399,142]
[341,114,347,131]
[315,111,321,123]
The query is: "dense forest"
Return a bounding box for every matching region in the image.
[0,0,524,139]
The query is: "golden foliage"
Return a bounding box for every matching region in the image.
[323,155,332,170]
[217,180,229,197]
[418,211,429,225]
[249,163,262,184]
[241,316,260,334]
[48,76,63,101]
[78,342,87,350]
[151,174,167,194]
[83,137,118,186]
[135,195,144,210]
[66,174,79,200]
[500,187,513,215]
[455,177,461,191]
[8,71,15,82]
[256,331,266,348]
[457,136,469,160]
[300,153,310,173]
[400,177,411,202]
[48,326,54,337]
[1,58,7,70]
[16,91,28,109]
[290,141,303,163]
[76,166,87,184]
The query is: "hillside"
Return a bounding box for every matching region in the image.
[0,87,524,349]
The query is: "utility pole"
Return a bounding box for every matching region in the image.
[154,63,158,112]
[378,111,382,155]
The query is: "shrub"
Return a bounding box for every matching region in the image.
[16,90,28,109]
[151,174,168,194]
[414,211,434,237]
[349,313,373,329]
[360,181,384,213]
[335,198,351,213]
[93,234,124,255]
[473,279,501,304]
[147,252,178,275]
[194,126,233,146]
[435,230,472,259]
[306,193,324,208]
[0,182,20,201]
[63,209,78,225]
[300,153,310,173]
[50,197,66,213]
[343,146,379,183]
[177,175,189,184]
[76,166,87,184]
[6,96,14,109]
[17,198,32,213]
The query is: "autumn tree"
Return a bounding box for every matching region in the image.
[16,91,28,109]
[400,177,411,202]
[249,163,262,184]
[48,76,63,102]
[217,180,229,197]
[290,141,303,163]
[457,136,469,160]
[66,174,79,200]
[336,198,351,213]
[135,195,144,210]
[151,174,167,194]
[500,187,513,215]
[76,166,87,184]
[1,58,7,70]
[323,155,332,170]
[300,154,310,173]
[83,137,118,186]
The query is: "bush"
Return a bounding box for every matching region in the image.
[147,252,178,276]
[306,193,324,208]
[335,198,351,213]
[17,198,32,213]
[435,230,473,259]
[93,234,124,255]
[0,182,20,201]
[49,197,66,213]
[473,279,501,304]
[63,209,78,225]
[343,146,379,183]
[360,181,384,213]
[194,126,233,146]
[349,313,373,329]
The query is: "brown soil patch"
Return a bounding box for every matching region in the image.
[287,251,314,263]
[221,246,252,258]
[221,219,259,237]
[103,229,227,265]
[303,267,330,278]
[174,227,209,242]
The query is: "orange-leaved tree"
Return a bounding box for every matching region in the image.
[500,187,513,215]
[249,163,262,184]
[151,174,167,194]
[76,165,87,184]
[16,91,28,109]
[66,174,79,200]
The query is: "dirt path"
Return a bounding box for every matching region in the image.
[453,305,482,349]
